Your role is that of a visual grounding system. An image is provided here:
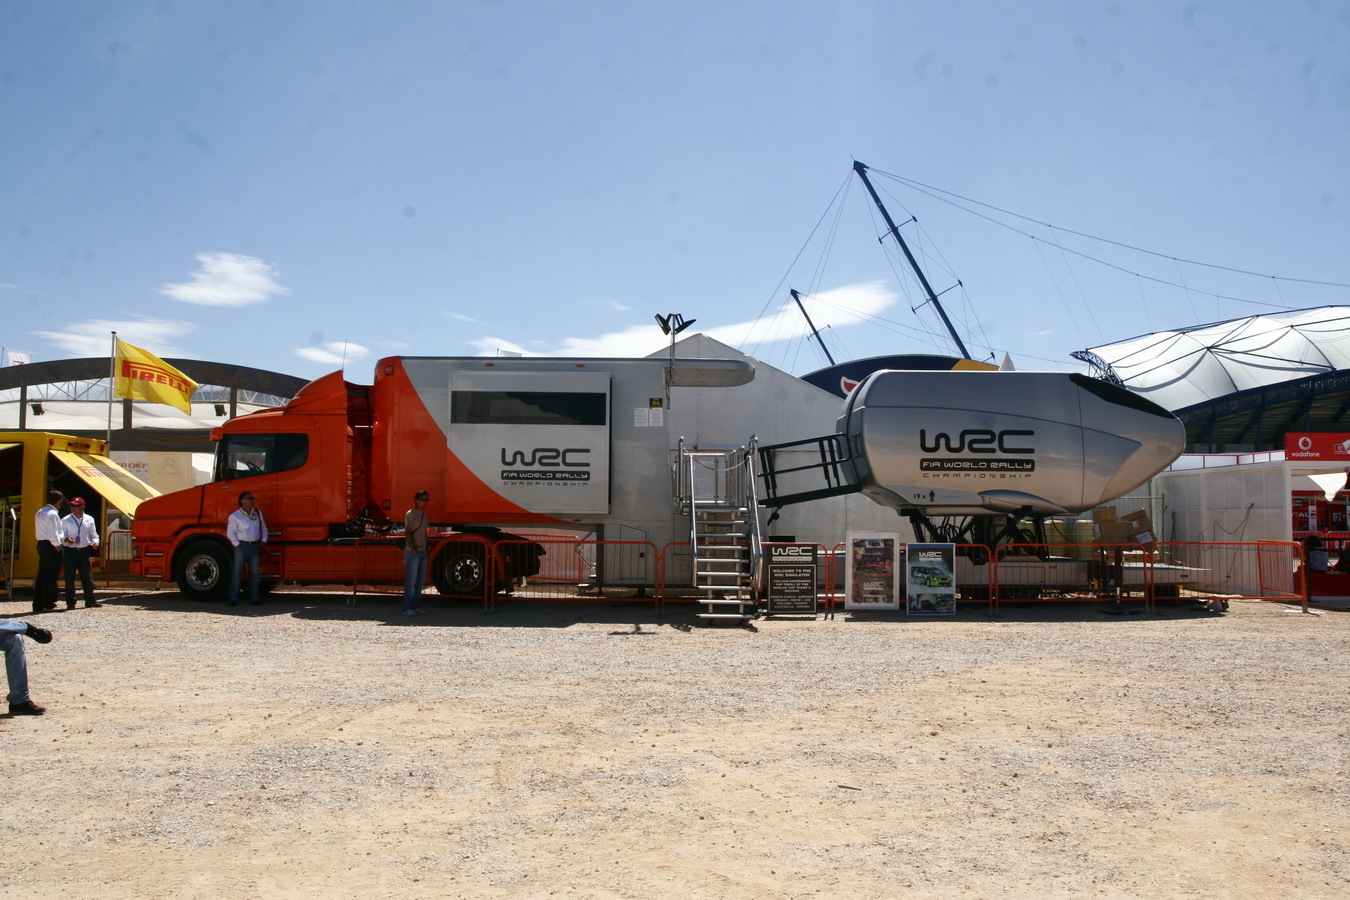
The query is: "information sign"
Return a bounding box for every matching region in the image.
[844,532,903,611]
[906,543,957,616]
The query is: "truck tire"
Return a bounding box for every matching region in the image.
[432,543,485,598]
[175,539,231,602]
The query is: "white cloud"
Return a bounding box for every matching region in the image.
[295,341,370,366]
[445,311,479,323]
[160,253,288,307]
[33,318,199,358]
[467,337,533,357]
[471,281,899,359]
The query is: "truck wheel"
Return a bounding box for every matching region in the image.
[176,539,230,602]
[433,543,485,597]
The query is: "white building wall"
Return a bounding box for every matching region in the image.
[1154,460,1292,545]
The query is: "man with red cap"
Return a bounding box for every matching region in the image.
[60,497,101,609]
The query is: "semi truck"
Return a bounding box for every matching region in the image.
[130,352,1188,604]
[130,355,756,601]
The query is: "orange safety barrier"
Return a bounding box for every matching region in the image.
[1161,540,1303,608]
[494,539,662,615]
[101,528,133,588]
[349,532,415,603]
[951,544,996,611]
[992,542,1157,612]
[109,529,1312,618]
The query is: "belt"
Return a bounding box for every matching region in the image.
[238,540,261,545]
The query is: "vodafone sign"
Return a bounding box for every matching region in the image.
[1285,433,1350,460]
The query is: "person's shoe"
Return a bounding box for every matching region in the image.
[25,624,53,644]
[66,602,76,610]
[250,600,262,606]
[9,700,46,716]
[85,600,102,608]
[403,609,419,617]
[227,601,237,607]
[415,608,430,615]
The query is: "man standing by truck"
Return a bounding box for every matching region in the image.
[226,491,268,606]
[402,490,430,616]
[33,489,65,613]
[61,497,101,608]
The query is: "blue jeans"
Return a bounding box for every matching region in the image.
[403,549,428,611]
[1,623,30,703]
[63,546,96,605]
[229,541,262,604]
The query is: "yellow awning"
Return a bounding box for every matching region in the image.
[48,449,159,516]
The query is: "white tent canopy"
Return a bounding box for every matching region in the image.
[1077,306,1350,412]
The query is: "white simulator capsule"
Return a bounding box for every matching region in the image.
[839,370,1186,517]
[757,370,1186,522]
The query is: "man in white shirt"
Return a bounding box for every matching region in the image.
[32,490,65,613]
[60,497,101,609]
[226,491,268,606]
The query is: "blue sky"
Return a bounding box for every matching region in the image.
[3,1,1347,382]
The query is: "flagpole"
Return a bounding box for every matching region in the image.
[107,331,117,446]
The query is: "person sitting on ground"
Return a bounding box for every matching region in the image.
[1,621,52,716]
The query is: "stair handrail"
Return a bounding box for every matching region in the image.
[743,436,764,598]
[671,436,688,515]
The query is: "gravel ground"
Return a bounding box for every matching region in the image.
[2,587,1348,898]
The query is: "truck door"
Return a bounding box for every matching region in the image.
[210,433,309,577]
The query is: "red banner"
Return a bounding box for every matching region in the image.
[1285,433,1350,461]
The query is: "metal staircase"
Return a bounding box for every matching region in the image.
[673,438,763,623]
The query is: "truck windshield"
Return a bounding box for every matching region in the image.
[215,434,309,480]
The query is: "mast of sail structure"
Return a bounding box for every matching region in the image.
[789,289,836,366]
[852,160,972,360]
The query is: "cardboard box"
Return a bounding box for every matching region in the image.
[1121,509,1158,552]
[1093,522,1134,544]
[1092,506,1120,524]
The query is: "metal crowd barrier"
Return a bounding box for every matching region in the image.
[94,533,1312,617]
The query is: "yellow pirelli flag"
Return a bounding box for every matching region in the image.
[113,339,199,414]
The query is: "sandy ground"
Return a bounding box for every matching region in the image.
[1,586,1348,899]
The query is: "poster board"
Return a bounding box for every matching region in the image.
[844,532,902,611]
[906,543,957,616]
[765,543,818,614]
